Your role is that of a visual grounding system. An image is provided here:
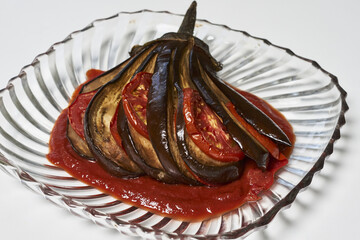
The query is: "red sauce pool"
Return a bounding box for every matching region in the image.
[47,72,295,221]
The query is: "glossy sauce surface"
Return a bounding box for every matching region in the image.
[47,70,295,221]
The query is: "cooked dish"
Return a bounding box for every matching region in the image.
[47,1,295,220]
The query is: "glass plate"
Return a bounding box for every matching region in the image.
[0,10,347,239]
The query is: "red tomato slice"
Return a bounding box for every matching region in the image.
[68,91,96,139]
[68,69,104,139]
[122,72,152,138]
[110,103,123,148]
[183,88,244,162]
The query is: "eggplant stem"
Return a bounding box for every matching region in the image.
[178,1,197,35]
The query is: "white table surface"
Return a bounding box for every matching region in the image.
[0,0,359,239]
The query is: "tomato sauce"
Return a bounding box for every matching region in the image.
[47,70,295,221]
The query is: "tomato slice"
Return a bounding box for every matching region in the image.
[122,72,152,138]
[183,88,244,162]
[68,69,104,139]
[110,103,123,148]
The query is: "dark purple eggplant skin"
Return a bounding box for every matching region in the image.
[117,43,199,185]
[78,1,292,184]
[83,45,156,178]
[173,46,244,185]
[189,51,270,169]
[117,99,176,184]
[200,57,291,149]
[146,43,199,185]
[119,44,186,183]
[79,58,132,94]
[66,120,94,160]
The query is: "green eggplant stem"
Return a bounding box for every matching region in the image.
[177,1,197,35]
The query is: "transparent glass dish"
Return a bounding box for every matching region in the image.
[0,10,347,239]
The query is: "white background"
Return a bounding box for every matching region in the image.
[0,0,359,239]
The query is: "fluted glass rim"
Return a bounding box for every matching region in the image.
[0,9,348,239]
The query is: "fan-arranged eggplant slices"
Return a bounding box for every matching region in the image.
[47,1,295,220]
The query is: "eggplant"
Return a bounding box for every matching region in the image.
[117,99,177,184]
[189,54,271,168]
[198,53,291,148]
[146,43,201,185]
[66,120,94,160]
[117,44,198,184]
[83,45,158,178]
[80,58,132,94]
[75,1,291,185]
[171,42,244,185]
[166,46,203,183]
[65,56,132,157]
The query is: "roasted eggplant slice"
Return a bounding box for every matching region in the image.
[118,68,179,183]
[117,100,176,183]
[66,58,131,156]
[175,89,244,184]
[189,53,270,168]
[83,45,158,178]
[166,46,201,183]
[80,58,132,94]
[171,43,244,185]
[203,62,291,148]
[146,43,199,185]
[75,1,292,184]
[66,120,94,160]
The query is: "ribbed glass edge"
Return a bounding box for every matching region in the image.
[0,9,348,240]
